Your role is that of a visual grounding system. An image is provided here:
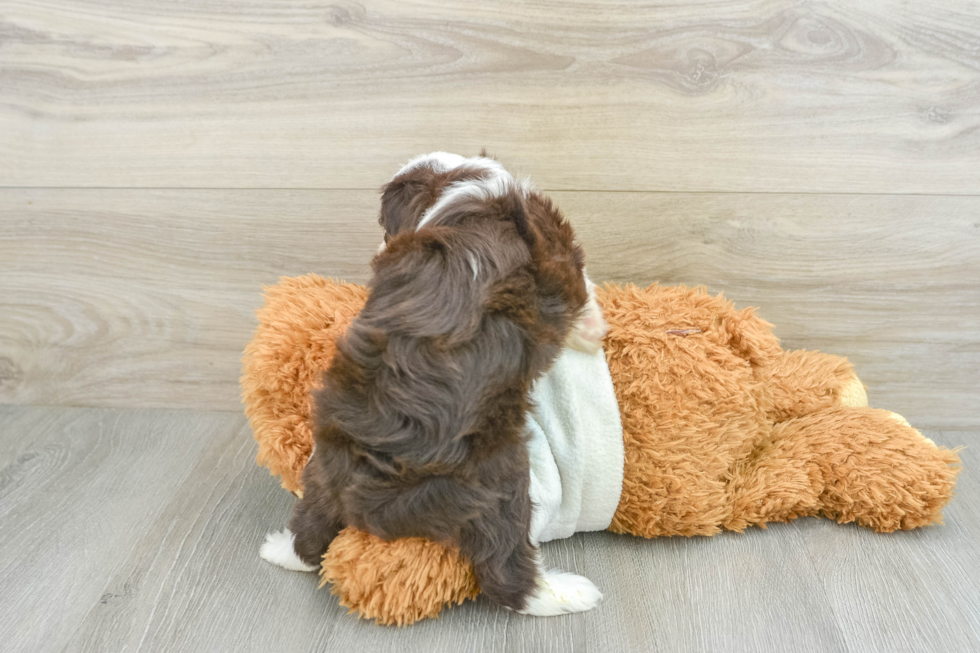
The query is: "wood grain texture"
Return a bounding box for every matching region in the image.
[0,405,245,653]
[61,411,340,653]
[2,189,977,429]
[2,0,979,192]
[1,407,975,652]
[0,189,381,411]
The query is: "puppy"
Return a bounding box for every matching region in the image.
[262,153,603,615]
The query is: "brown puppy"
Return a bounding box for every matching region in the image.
[261,153,602,615]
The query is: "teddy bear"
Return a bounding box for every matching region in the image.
[241,274,960,626]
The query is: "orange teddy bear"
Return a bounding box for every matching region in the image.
[242,274,960,626]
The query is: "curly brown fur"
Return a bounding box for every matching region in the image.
[290,173,588,611]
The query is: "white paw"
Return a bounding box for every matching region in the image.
[259,529,318,572]
[519,569,603,616]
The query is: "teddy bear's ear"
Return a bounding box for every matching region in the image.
[242,275,368,495]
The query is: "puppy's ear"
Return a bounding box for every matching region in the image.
[379,178,415,238]
[378,180,413,237]
[379,167,439,238]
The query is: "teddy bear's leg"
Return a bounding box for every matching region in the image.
[321,527,480,626]
[762,350,868,423]
[731,407,960,533]
[725,425,823,532]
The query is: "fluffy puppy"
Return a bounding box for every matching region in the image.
[261,153,601,615]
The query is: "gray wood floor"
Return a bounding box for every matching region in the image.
[0,404,976,653]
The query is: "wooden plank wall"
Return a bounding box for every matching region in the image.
[1,0,978,429]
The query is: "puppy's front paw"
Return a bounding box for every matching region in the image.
[519,570,603,616]
[259,528,318,572]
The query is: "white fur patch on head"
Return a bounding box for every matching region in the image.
[462,155,507,176]
[416,169,521,230]
[519,566,603,616]
[467,252,480,281]
[391,152,526,232]
[394,151,468,178]
[259,529,318,572]
[517,176,535,195]
[388,153,535,280]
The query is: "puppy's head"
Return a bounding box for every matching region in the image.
[380,152,589,358]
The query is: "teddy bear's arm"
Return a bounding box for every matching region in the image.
[321,526,479,626]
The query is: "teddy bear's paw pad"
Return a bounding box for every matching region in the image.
[519,570,603,616]
[838,375,869,408]
[885,411,936,447]
[260,529,318,572]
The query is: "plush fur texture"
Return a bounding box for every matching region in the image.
[598,283,960,537]
[241,277,961,625]
[321,528,480,626]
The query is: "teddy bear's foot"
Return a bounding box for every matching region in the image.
[772,408,959,532]
[320,528,602,624]
[885,410,936,447]
[763,350,868,422]
[726,407,960,533]
[519,568,603,617]
[838,373,869,408]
